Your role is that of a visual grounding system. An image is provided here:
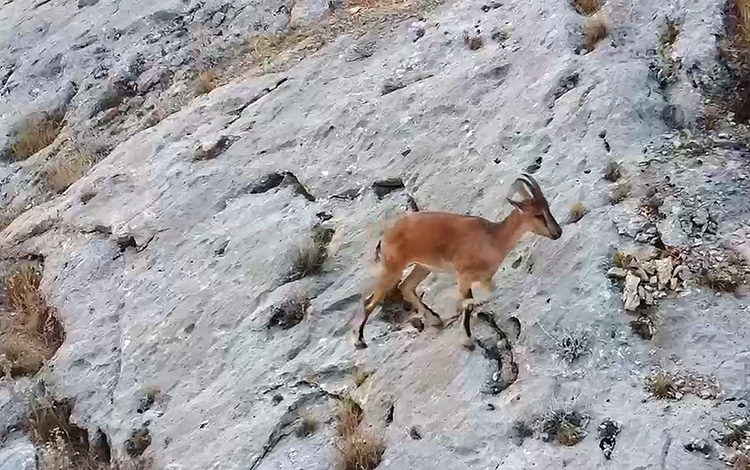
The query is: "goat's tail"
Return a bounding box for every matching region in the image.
[374,240,382,263]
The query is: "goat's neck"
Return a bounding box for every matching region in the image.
[490,210,529,259]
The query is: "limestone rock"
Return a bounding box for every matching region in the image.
[0,438,37,470]
[623,273,642,311]
[655,257,674,289]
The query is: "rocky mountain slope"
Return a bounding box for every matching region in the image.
[1,0,749,469]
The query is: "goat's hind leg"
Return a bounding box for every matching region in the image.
[356,273,400,349]
[457,275,476,349]
[399,265,442,327]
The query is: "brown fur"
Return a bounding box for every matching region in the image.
[355,174,562,348]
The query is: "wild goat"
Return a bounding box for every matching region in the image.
[354,173,562,349]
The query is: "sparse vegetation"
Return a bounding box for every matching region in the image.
[337,396,364,438]
[583,14,609,52]
[567,202,586,224]
[268,293,310,329]
[736,453,750,470]
[612,251,627,268]
[535,408,589,446]
[554,329,590,364]
[652,19,680,89]
[332,396,384,470]
[355,370,371,387]
[0,211,16,232]
[137,387,159,414]
[289,226,333,280]
[646,370,676,399]
[609,179,631,205]
[573,0,599,16]
[1,264,65,378]
[235,0,439,75]
[462,32,483,50]
[734,0,750,46]
[25,389,115,470]
[194,70,219,95]
[660,19,680,47]
[125,427,151,458]
[700,252,748,292]
[718,0,750,122]
[719,413,750,469]
[296,414,319,438]
[43,147,95,193]
[603,161,622,182]
[247,32,313,65]
[9,117,64,161]
[334,429,385,470]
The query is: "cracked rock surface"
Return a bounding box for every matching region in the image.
[1,0,750,469]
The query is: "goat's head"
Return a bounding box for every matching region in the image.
[507,173,563,240]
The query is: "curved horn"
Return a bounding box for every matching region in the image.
[518,173,544,201]
[510,177,533,200]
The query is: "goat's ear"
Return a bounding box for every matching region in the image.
[507,198,524,211]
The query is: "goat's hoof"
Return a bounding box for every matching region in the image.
[354,339,368,350]
[461,336,476,350]
[430,316,444,329]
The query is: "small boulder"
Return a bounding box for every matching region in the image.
[673,265,689,280]
[623,273,641,311]
[137,65,167,93]
[193,135,239,161]
[655,257,674,289]
[607,267,627,279]
[684,438,712,456]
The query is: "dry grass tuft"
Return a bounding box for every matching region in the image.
[334,428,386,470]
[567,203,586,224]
[700,102,724,131]
[557,419,586,446]
[647,370,676,399]
[612,251,628,268]
[4,264,45,318]
[583,14,609,52]
[354,370,371,387]
[573,0,599,16]
[337,396,364,438]
[9,118,64,161]
[1,264,64,378]
[661,20,680,47]
[332,396,385,470]
[236,0,437,75]
[535,408,589,446]
[609,179,631,205]
[26,390,113,470]
[289,226,333,280]
[736,453,750,470]
[247,32,313,65]
[554,329,590,364]
[462,32,484,50]
[268,293,310,329]
[125,427,151,458]
[194,70,219,95]
[700,253,748,292]
[44,148,94,193]
[0,212,14,233]
[296,414,319,438]
[736,0,750,46]
[603,161,622,182]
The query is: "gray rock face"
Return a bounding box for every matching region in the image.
[1,0,749,469]
[0,438,37,470]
